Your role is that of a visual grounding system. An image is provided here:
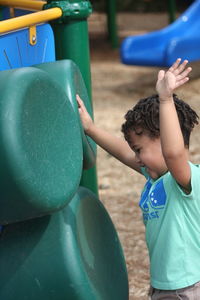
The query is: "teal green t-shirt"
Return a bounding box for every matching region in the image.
[140,162,200,290]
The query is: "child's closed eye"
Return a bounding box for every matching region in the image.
[134,148,141,154]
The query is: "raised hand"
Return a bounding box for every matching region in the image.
[76,94,94,133]
[156,58,192,100]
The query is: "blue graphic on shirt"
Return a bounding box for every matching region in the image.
[139,179,167,221]
[149,180,167,210]
[139,180,152,212]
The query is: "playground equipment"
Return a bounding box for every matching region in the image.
[0,23,55,69]
[106,0,118,48]
[0,1,129,299]
[120,0,200,67]
[102,0,177,49]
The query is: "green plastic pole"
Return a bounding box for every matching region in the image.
[106,0,119,48]
[51,21,92,98]
[168,0,176,23]
[44,0,98,196]
[0,7,3,20]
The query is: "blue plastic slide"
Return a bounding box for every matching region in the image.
[120,0,200,67]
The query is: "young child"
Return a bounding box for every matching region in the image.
[76,59,200,299]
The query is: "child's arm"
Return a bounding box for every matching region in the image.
[76,95,141,173]
[156,58,192,191]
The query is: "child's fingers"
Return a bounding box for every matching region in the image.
[175,77,189,89]
[157,70,165,81]
[176,67,192,81]
[76,94,89,115]
[76,94,82,106]
[76,94,86,111]
[176,59,189,74]
[169,58,190,76]
[168,58,181,73]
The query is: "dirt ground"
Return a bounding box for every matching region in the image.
[88,13,200,300]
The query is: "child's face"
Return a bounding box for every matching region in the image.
[128,130,167,179]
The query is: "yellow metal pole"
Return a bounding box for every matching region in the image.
[0,0,46,11]
[0,7,62,34]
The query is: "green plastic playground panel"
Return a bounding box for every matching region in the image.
[0,67,82,224]
[0,187,128,300]
[34,60,96,170]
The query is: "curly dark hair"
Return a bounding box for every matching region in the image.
[121,94,199,148]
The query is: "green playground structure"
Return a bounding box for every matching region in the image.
[0,1,129,299]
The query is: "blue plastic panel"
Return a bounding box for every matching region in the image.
[1,7,33,19]
[0,23,55,70]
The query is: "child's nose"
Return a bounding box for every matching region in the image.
[135,154,142,165]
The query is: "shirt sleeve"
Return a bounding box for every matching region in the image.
[168,162,200,200]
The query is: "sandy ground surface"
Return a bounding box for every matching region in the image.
[88,13,200,299]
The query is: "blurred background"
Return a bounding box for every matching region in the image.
[91,0,192,12]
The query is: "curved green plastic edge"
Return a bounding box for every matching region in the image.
[35,60,96,170]
[0,187,129,300]
[0,67,82,224]
[44,0,92,21]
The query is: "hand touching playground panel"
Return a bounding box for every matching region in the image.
[35,59,96,170]
[0,67,82,224]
